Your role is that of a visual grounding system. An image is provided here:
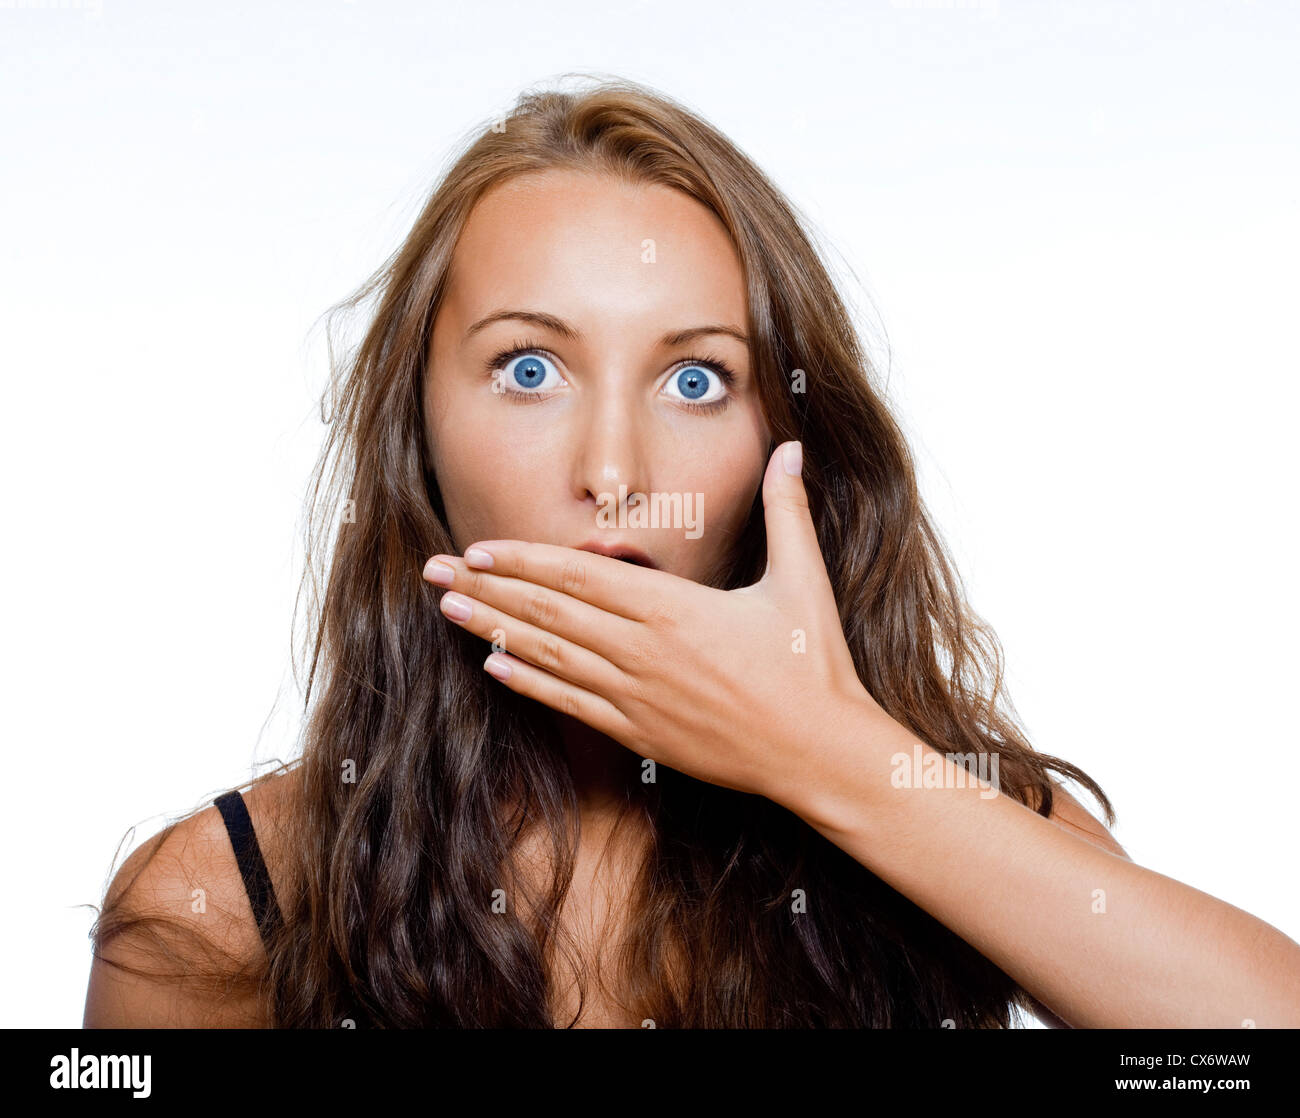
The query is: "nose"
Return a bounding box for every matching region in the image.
[570,388,652,515]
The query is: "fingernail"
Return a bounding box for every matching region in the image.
[440,593,472,621]
[782,441,802,476]
[464,547,495,569]
[484,654,512,680]
[423,558,454,585]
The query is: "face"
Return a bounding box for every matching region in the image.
[423,168,771,585]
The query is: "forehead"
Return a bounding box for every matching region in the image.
[441,169,748,335]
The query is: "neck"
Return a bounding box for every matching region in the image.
[555,713,643,824]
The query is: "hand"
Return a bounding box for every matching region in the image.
[421,441,882,807]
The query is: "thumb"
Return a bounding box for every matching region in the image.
[759,440,824,587]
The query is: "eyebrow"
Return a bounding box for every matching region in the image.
[463,309,749,349]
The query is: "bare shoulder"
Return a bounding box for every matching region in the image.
[83,766,304,1028]
[233,764,302,903]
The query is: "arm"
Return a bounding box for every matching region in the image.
[415,452,1300,1027]
[792,697,1300,1029]
[1021,783,1127,1028]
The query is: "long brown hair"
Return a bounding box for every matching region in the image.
[90,74,1114,1028]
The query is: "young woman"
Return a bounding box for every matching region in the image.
[84,77,1300,1029]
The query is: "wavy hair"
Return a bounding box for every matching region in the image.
[90,75,1114,1028]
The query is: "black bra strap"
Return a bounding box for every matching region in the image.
[213,790,284,948]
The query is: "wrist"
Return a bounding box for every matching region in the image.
[785,688,914,839]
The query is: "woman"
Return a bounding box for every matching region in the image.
[84,77,1300,1029]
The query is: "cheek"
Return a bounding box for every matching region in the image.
[429,395,554,547]
[692,464,762,537]
[666,439,767,567]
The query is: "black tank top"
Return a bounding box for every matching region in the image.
[213,790,284,950]
[215,790,376,1027]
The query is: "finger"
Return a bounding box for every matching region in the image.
[759,440,826,589]
[432,583,630,699]
[481,651,634,746]
[455,539,669,623]
[423,553,636,664]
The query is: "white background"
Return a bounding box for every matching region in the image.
[2,0,1295,1027]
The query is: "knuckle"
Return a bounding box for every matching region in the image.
[643,598,677,629]
[622,632,658,673]
[561,688,582,720]
[535,632,565,672]
[770,492,808,516]
[523,591,558,629]
[622,666,651,707]
[558,558,587,596]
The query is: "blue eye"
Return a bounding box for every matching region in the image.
[496,351,565,396]
[485,343,736,414]
[513,355,546,388]
[663,364,726,406]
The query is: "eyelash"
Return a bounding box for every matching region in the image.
[484,338,738,414]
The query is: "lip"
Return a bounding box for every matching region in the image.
[573,539,659,570]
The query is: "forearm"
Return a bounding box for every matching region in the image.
[790,698,1300,1028]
